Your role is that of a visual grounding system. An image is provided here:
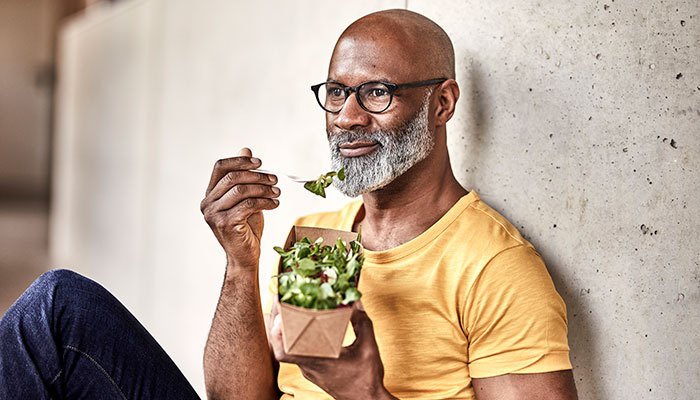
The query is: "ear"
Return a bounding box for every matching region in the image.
[433,79,460,127]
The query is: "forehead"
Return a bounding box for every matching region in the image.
[328,36,419,85]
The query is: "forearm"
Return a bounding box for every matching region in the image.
[204,264,278,400]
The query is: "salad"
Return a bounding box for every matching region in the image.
[275,233,363,310]
[304,168,345,198]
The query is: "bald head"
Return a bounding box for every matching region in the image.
[323,10,463,200]
[331,9,455,81]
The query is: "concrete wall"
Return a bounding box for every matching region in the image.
[408,2,700,398]
[50,0,699,398]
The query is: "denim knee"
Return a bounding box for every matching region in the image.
[0,270,84,339]
[34,269,85,289]
[8,269,97,315]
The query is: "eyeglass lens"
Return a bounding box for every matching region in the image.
[316,82,392,113]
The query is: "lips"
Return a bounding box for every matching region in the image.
[339,141,379,157]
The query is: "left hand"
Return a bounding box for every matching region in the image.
[269,299,396,400]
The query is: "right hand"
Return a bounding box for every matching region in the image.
[200,148,280,270]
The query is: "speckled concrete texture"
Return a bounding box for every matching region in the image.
[409,1,699,398]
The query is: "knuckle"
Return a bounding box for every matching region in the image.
[214,158,227,169]
[223,171,237,183]
[202,207,215,221]
[230,184,245,197]
[211,214,228,228]
[242,198,257,209]
[203,211,215,226]
[233,156,249,167]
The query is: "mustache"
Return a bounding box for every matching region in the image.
[327,129,388,147]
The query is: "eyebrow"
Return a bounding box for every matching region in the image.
[325,77,394,85]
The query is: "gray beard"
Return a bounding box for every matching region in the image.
[327,93,434,198]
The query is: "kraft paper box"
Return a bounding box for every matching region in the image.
[278,226,361,358]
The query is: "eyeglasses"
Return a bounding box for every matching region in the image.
[311,78,447,114]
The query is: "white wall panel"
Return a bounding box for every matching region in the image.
[52,1,404,395]
[51,1,159,313]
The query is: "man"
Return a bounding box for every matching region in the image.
[0,9,576,400]
[201,9,577,400]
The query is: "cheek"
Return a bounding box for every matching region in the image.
[383,98,425,125]
[375,112,411,132]
[325,114,343,136]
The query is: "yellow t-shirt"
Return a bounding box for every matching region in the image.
[271,191,571,399]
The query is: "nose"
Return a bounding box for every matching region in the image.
[331,91,372,131]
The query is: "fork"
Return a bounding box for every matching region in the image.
[253,169,318,183]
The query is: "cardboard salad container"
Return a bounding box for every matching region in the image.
[278,226,361,358]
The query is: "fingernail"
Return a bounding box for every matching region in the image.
[251,157,261,164]
[273,199,279,205]
[268,175,277,182]
[272,187,280,195]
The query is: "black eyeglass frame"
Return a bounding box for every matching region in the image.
[310,78,448,114]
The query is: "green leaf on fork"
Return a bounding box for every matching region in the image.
[303,168,345,198]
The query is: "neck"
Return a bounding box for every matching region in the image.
[353,144,467,251]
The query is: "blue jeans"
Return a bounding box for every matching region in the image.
[0,269,199,399]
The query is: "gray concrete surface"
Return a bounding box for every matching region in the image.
[408,0,700,399]
[408,1,699,398]
[49,0,699,398]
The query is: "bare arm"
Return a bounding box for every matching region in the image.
[473,370,578,400]
[201,149,281,399]
[204,266,279,399]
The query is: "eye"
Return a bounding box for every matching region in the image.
[326,87,344,99]
[369,88,388,97]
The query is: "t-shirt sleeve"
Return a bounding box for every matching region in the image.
[464,244,572,378]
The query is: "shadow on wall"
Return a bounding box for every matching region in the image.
[456,56,489,190]
[537,245,601,400]
[456,55,600,399]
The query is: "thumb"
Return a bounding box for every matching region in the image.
[238,147,253,157]
[350,301,374,337]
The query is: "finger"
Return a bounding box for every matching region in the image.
[267,296,280,340]
[269,311,326,367]
[270,314,287,361]
[206,171,278,203]
[238,147,253,157]
[270,294,280,320]
[219,197,280,223]
[340,301,377,356]
[214,184,281,212]
[205,155,262,195]
[350,301,375,338]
